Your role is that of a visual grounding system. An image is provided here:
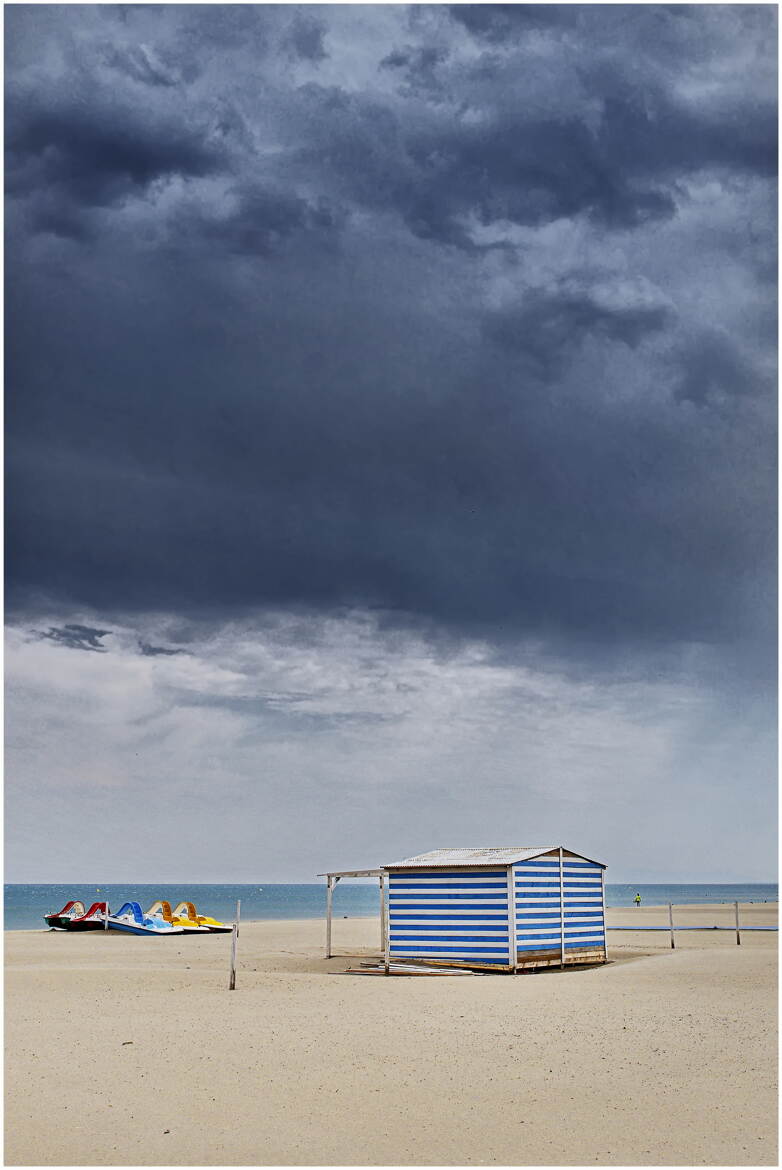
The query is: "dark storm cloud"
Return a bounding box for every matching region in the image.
[7,97,223,209]
[103,43,191,88]
[447,4,577,39]
[177,182,346,257]
[138,641,186,657]
[380,44,449,98]
[294,78,680,242]
[287,15,775,246]
[585,69,777,182]
[484,278,671,380]
[673,329,768,408]
[5,5,776,657]
[39,624,111,652]
[283,12,328,62]
[6,75,226,239]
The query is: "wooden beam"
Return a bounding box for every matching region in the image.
[735,900,741,946]
[379,872,387,954]
[317,869,384,879]
[559,847,565,970]
[506,864,517,972]
[384,875,391,975]
[325,876,333,959]
[668,902,675,949]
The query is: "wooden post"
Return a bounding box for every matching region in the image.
[506,864,517,972]
[379,873,386,954]
[384,875,391,976]
[558,847,566,970]
[325,877,333,959]
[735,901,741,946]
[668,902,675,949]
[104,900,109,932]
[228,923,238,990]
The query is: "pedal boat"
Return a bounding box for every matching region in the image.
[44,900,86,930]
[146,900,209,934]
[172,901,232,933]
[64,901,112,930]
[108,902,185,936]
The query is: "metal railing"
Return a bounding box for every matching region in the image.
[606,901,778,948]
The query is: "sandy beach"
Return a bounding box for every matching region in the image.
[5,903,777,1166]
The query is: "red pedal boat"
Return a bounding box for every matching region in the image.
[44,900,86,930]
[66,901,110,931]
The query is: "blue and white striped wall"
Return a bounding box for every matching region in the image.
[514,852,605,968]
[387,850,606,970]
[387,869,511,966]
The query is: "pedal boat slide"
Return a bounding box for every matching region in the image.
[173,900,233,933]
[44,900,86,930]
[107,902,186,935]
[67,901,112,931]
[146,900,232,933]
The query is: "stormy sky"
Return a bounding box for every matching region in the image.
[6,4,777,883]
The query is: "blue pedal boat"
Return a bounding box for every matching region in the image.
[107,902,186,936]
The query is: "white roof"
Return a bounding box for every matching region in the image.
[384,846,561,869]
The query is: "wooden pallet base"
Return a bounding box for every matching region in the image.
[515,947,606,969]
[385,948,607,972]
[339,963,477,976]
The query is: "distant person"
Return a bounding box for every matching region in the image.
[634,893,642,907]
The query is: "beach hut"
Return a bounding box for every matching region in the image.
[383,846,607,971]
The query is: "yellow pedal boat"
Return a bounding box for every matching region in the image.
[146,900,208,933]
[172,901,233,933]
[146,900,232,933]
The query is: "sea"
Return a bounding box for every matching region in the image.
[4,882,778,931]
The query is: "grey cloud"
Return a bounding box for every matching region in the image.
[294,55,771,247]
[380,44,449,96]
[103,43,192,88]
[6,610,775,882]
[295,82,680,244]
[584,70,777,185]
[18,197,94,242]
[283,14,328,62]
[485,278,671,380]
[674,329,767,407]
[4,5,775,892]
[6,6,775,253]
[177,183,346,257]
[447,5,578,41]
[138,641,187,657]
[6,96,224,212]
[5,4,776,667]
[39,624,111,651]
